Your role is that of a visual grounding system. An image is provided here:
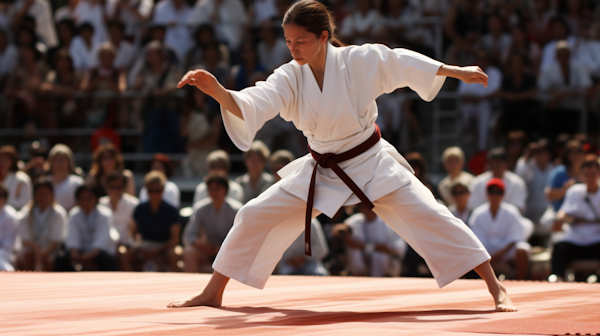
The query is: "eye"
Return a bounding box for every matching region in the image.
[297,42,304,45]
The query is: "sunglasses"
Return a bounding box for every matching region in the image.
[147,188,163,194]
[487,189,504,195]
[452,189,469,196]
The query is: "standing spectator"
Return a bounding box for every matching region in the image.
[257,20,291,73]
[0,146,32,211]
[340,0,380,45]
[546,139,584,212]
[185,24,230,70]
[448,181,471,224]
[73,0,112,46]
[55,184,118,271]
[193,150,244,204]
[46,19,76,70]
[133,41,182,153]
[574,20,600,82]
[551,159,600,281]
[501,25,541,74]
[481,14,511,65]
[131,171,181,272]
[153,0,192,60]
[278,219,328,276]
[515,139,555,226]
[87,143,135,197]
[468,147,528,213]
[0,186,18,271]
[0,28,18,90]
[458,50,502,151]
[269,149,295,181]
[343,204,407,277]
[40,50,81,127]
[112,0,154,39]
[183,174,241,272]
[17,181,68,271]
[69,22,96,70]
[468,178,533,280]
[99,171,138,271]
[505,131,528,172]
[499,53,538,136]
[538,41,592,138]
[139,154,181,208]
[46,144,83,212]
[438,146,474,206]
[191,0,247,52]
[229,41,266,91]
[235,141,274,204]
[540,17,576,71]
[10,0,57,48]
[89,20,134,70]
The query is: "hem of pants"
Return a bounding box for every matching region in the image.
[435,253,491,288]
[213,261,268,290]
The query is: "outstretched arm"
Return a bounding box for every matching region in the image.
[437,64,489,87]
[177,69,244,120]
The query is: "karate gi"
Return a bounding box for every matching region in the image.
[468,203,533,261]
[213,43,490,289]
[0,205,18,271]
[345,213,407,277]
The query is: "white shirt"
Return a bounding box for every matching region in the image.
[458,66,502,97]
[10,0,57,47]
[1,171,32,211]
[221,43,445,217]
[191,0,247,51]
[66,205,117,255]
[0,44,18,77]
[99,193,138,246]
[48,174,84,212]
[468,202,533,255]
[540,37,577,71]
[193,180,244,205]
[558,184,600,246]
[89,39,135,70]
[73,0,116,46]
[18,203,67,249]
[252,0,278,26]
[258,39,291,73]
[340,10,380,45]
[69,35,96,70]
[345,213,407,257]
[468,170,527,213]
[0,205,18,253]
[538,60,593,92]
[116,0,154,37]
[139,180,180,208]
[153,0,192,59]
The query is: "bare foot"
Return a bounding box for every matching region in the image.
[167,291,222,308]
[492,282,517,312]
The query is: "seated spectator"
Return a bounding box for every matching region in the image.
[139,154,181,208]
[17,181,68,271]
[448,181,471,224]
[54,184,118,271]
[499,53,538,136]
[0,28,18,90]
[133,41,182,153]
[0,145,32,211]
[515,139,555,227]
[546,139,584,212]
[10,0,58,48]
[405,152,437,198]
[458,50,502,151]
[14,25,47,55]
[185,24,230,70]
[501,25,541,74]
[438,147,474,206]
[152,0,192,60]
[551,159,600,280]
[191,0,247,52]
[47,19,76,65]
[468,147,527,213]
[342,204,407,277]
[481,14,511,65]
[257,20,291,73]
[112,0,154,39]
[46,144,83,212]
[269,149,295,182]
[72,0,112,46]
[131,171,181,272]
[340,0,380,45]
[87,143,135,197]
[99,171,139,271]
[193,150,244,204]
[538,41,593,138]
[468,178,533,280]
[505,131,528,172]
[540,17,577,71]
[278,219,329,276]
[40,49,82,127]
[0,186,18,271]
[79,42,127,128]
[69,22,96,70]
[183,174,241,272]
[235,141,274,204]
[89,20,134,70]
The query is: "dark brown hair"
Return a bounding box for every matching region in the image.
[152,153,173,178]
[90,143,125,177]
[282,0,345,47]
[0,145,20,172]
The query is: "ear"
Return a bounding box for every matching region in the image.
[321,30,329,44]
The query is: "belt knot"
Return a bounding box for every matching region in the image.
[317,153,335,168]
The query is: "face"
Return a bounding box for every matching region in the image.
[451,186,470,205]
[51,153,70,174]
[443,156,463,175]
[534,149,551,166]
[55,56,72,72]
[567,146,584,165]
[581,166,599,186]
[109,25,123,43]
[245,153,266,175]
[283,23,328,66]
[100,151,117,172]
[146,184,164,201]
[99,49,115,68]
[20,46,36,64]
[486,186,504,204]
[207,182,227,202]
[197,27,214,44]
[146,48,163,67]
[58,23,74,43]
[552,22,567,40]
[81,28,94,42]
[204,46,220,65]
[17,30,34,45]
[77,190,97,213]
[151,28,166,42]
[0,154,12,172]
[507,140,524,156]
[107,179,125,200]
[489,159,506,176]
[35,186,53,210]
[511,26,525,45]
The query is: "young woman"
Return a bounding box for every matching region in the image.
[87,143,135,197]
[46,144,84,212]
[169,0,516,312]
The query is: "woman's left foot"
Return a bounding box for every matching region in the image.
[493,282,517,312]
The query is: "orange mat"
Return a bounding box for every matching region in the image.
[1,272,599,335]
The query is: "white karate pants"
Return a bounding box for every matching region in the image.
[462,100,492,151]
[213,172,491,289]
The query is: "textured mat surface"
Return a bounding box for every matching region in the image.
[1,272,599,335]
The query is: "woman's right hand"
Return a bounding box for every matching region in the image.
[177,69,223,97]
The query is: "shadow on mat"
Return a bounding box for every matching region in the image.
[153,307,495,329]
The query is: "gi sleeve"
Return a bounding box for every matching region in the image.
[220,65,297,151]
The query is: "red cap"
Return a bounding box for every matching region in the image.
[486,178,505,191]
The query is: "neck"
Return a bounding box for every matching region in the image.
[449,171,461,179]
[110,196,120,208]
[249,171,261,184]
[492,171,504,179]
[308,44,327,78]
[150,199,161,211]
[84,208,94,216]
[456,202,467,212]
[213,198,224,212]
[38,204,49,212]
[490,202,500,217]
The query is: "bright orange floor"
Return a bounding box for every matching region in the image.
[1,272,599,335]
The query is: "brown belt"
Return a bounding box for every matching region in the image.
[305,124,382,256]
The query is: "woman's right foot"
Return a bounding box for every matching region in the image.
[492,282,517,312]
[167,291,222,308]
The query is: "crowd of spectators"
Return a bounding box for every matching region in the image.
[1,0,600,281]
